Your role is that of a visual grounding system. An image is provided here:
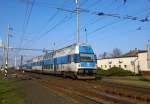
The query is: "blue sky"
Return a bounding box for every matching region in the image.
[0,0,150,57]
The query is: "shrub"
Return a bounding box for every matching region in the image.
[97,67,135,76]
[97,67,108,76]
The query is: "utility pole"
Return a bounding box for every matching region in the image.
[5,24,13,70]
[15,55,17,68]
[20,55,23,70]
[76,0,80,44]
[53,42,55,55]
[85,28,88,44]
[2,41,5,69]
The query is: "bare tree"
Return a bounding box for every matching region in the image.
[99,52,108,59]
[112,48,122,58]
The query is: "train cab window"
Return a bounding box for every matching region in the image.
[71,55,74,62]
[74,54,80,63]
[80,54,96,62]
[68,55,71,63]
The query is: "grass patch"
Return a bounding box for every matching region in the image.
[0,74,25,104]
[97,67,135,77]
[109,79,150,88]
[139,76,150,82]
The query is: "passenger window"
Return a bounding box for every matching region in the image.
[68,55,71,63]
[71,55,74,62]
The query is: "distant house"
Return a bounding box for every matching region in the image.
[97,46,150,76]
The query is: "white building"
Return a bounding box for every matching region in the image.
[97,46,150,76]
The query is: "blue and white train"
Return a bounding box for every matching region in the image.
[22,43,97,79]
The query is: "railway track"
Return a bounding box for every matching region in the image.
[17,72,150,104]
[84,80,150,102]
[38,77,138,104]
[88,80,150,93]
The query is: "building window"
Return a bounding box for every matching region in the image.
[109,65,111,68]
[114,65,116,67]
[105,65,107,68]
[101,65,103,68]
[119,60,123,64]
[119,65,121,68]
[124,65,127,68]
[109,61,112,64]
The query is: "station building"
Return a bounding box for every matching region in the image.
[97,45,150,76]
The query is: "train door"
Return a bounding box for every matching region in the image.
[54,58,57,73]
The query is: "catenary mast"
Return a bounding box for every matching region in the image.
[76,0,80,44]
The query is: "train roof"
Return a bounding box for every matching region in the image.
[50,43,92,54]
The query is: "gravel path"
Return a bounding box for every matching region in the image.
[19,79,76,104]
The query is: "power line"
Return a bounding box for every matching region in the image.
[39,0,67,33]
[41,13,73,38]
[95,11,150,22]
[15,0,35,62]
[17,0,150,52]
[49,1,123,47]
[21,0,74,48]
[22,13,74,49]
[89,20,123,35]
[38,6,150,23]
[19,0,35,49]
[0,47,53,52]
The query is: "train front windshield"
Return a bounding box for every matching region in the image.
[80,54,96,62]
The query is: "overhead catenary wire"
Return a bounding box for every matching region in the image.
[21,0,74,48]
[15,0,36,64]
[17,0,150,52]
[89,20,124,35]
[47,0,129,48]
[19,0,35,48]
[21,0,150,48]
[54,0,129,46]
[0,47,53,52]
[17,0,35,58]
[38,15,73,39]
[38,0,67,33]
[22,0,150,49]
[88,7,150,35]
[24,13,74,48]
